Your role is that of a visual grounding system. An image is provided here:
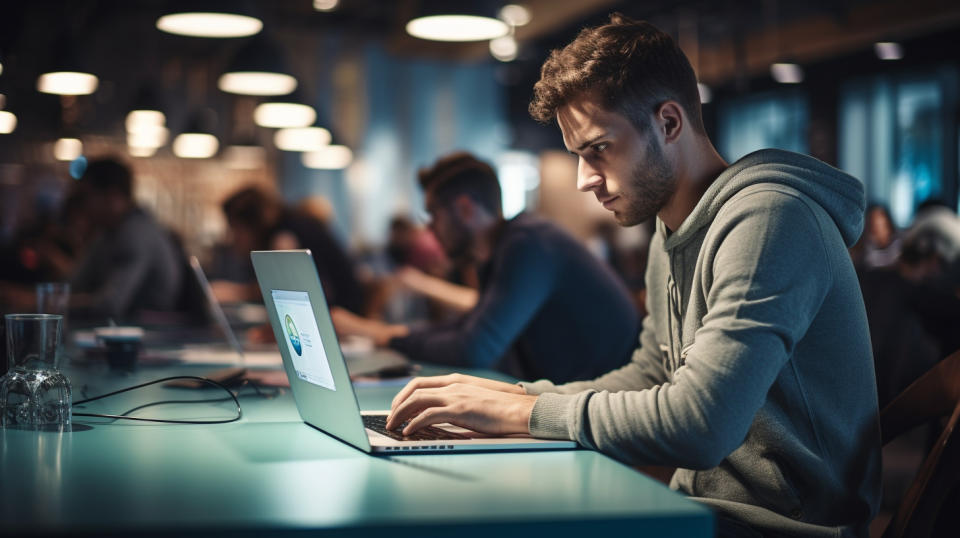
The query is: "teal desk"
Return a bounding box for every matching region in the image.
[1,361,713,536]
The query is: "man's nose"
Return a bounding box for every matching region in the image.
[576,159,603,192]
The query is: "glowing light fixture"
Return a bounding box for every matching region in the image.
[302,145,353,169]
[218,72,297,96]
[490,36,518,62]
[499,5,531,27]
[254,102,316,128]
[313,0,339,11]
[697,83,712,104]
[156,13,262,38]
[37,71,99,95]
[0,111,16,134]
[218,36,297,96]
[407,15,509,42]
[54,138,83,161]
[274,126,331,152]
[224,145,267,170]
[770,62,803,84]
[173,133,218,158]
[126,110,166,132]
[875,42,903,60]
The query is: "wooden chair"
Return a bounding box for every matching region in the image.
[879,348,960,538]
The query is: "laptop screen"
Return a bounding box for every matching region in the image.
[270,289,337,391]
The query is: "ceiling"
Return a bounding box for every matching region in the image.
[0,0,958,157]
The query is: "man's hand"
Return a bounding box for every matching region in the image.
[387,374,536,436]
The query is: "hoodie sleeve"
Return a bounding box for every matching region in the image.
[526,190,833,468]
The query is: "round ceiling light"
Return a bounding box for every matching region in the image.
[173,133,219,158]
[274,127,331,152]
[218,72,297,96]
[37,71,99,95]
[406,15,509,42]
[126,110,166,132]
[156,13,262,38]
[490,36,518,62]
[302,145,353,169]
[54,138,83,161]
[0,111,18,134]
[254,102,316,128]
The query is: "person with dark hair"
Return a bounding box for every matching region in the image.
[69,157,183,320]
[215,187,364,314]
[385,15,880,537]
[331,151,639,384]
[850,203,900,270]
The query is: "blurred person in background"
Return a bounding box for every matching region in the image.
[331,152,639,384]
[214,187,365,314]
[850,203,901,270]
[860,200,960,406]
[68,158,184,322]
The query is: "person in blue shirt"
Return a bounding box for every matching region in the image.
[331,152,638,384]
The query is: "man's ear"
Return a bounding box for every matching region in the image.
[655,101,684,144]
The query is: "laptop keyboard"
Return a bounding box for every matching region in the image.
[362,415,470,441]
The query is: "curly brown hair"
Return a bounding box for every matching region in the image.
[529,13,704,135]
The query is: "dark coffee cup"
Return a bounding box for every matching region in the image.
[94,327,144,371]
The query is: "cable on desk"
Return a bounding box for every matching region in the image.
[72,376,242,424]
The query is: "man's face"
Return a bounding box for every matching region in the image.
[557,93,676,227]
[425,193,472,263]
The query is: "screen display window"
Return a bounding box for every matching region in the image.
[270,290,337,391]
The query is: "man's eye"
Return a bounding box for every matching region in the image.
[592,143,608,153]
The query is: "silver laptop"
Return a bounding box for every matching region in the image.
[251,249,577,454]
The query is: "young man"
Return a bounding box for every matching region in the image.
[332,152,639,384]
[385,15,881,537]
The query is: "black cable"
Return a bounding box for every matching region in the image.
[72,376,243,425]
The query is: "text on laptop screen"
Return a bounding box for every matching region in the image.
[270,290,337,391]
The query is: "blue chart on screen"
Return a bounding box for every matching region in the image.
[270,290,336,391]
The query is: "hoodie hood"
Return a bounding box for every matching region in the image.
[663,149,866,251]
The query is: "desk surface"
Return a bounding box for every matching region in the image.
[1,358,713,536]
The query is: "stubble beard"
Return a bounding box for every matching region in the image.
[614,138,677,227]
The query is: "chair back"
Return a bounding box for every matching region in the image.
[880,349,960,538]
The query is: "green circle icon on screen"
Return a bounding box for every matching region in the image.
[285,314,302,356]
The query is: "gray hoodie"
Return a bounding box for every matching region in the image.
[521,149,881,537]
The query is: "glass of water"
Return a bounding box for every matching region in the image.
[1,314,72,428]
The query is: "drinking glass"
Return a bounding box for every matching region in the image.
[1,314,72,428]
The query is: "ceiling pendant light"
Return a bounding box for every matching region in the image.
[54,138,83,161]
[156,12,262,38]
[219,36,297,96]
[407,2,509,42]
[0,110,17,134]
[173,112,219,159]
[301,145,353,169]
[37,71,99,95]
[770,62,804,84]
[407,15,508,42]
[37,35,99,95]
[254,101,316,128]
[274,126,330,152]
[874,42,904,61]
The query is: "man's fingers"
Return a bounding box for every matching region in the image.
[402,407,456,435]
[390,374,458,410]
[386,388,447,430]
